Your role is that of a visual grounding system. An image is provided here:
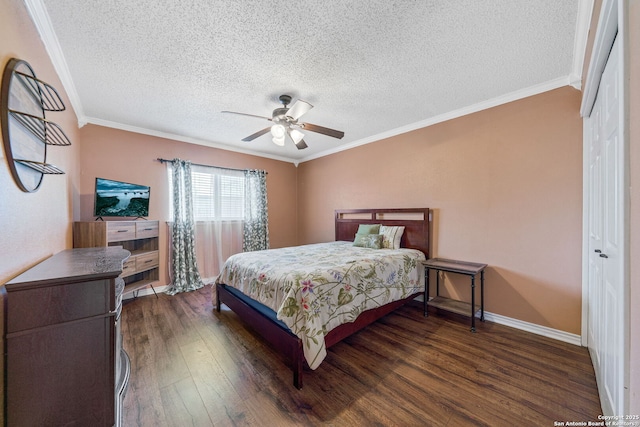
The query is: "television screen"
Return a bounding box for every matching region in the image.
[94,177,150,218]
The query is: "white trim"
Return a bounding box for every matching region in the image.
[570,0,596,90]
[23,0,86,124]
[132,288,582,345]
[580,0,619,117]
[581,118,591,347]
[299,76,571,163]
[86,77,573,165]
[480,311,582,346]
[618,0,631,413]
[84,116,296,164]
[419,295,581,346]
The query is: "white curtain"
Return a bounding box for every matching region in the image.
[194,220,243,284]
[189,164,245,283]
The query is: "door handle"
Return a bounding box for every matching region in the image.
[599,253,609,258]
[594,249,602,253]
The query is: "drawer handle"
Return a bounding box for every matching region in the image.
[144,228,153,231]
[117,230,128,233]
[144,260,153,263]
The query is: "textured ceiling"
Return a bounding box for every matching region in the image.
[29,0,587,163]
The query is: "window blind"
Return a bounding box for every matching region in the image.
[190,165,244,220]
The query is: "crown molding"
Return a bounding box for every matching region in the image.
[89,77,574,165]
[85,72,568,166]
[83,116,297,164]
[24,0,86,124]
[300,76,572,163]
[570,0,596,91]
[84,76,571,167]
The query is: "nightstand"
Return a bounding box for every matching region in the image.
[423,258,487,332]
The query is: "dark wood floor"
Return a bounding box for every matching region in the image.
[121,285,602,426]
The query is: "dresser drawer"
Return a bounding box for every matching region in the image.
[107,222,136,242]
[136,251,159,272]
[136,221,159,239]
[121,258,136,278]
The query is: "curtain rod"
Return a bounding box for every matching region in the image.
[156,158,266,174]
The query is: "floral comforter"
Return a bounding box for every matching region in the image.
[214,241,425,369]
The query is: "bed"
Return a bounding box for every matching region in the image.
[214,208,430,388]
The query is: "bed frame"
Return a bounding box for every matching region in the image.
[215,207,430,388]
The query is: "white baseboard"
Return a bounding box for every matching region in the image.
[123,288,582,347]
[480,311,582,346]
[416,294,582,346]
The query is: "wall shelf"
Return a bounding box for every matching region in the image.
[14,159,65,174]
[1,58,71,192]
[9,110,71,146]
[13,70,66,112]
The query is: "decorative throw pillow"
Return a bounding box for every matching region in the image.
[353,233,383,249]
[356,224,381,235]
[379,225,405,249]
[353,223,381,245]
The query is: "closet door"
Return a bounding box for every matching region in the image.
[586,81,603,378]
[585,35,626,416]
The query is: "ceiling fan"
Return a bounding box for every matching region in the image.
[222,94,344,150]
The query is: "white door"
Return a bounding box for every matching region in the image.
[585,35,626,416]
[586,82,603,373]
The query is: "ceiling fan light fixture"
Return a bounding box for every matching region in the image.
[270,124,285,138]
[289,129,305,144]
[225,94,344,149]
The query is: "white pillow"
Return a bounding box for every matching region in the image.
[379,225,405,249]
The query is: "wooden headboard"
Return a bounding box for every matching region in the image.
[335,208,430,257]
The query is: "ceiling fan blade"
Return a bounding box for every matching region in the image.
[222,111,272,121]
[300,122,344,139]
[287,128,308,150]
[286,100,313,120]
[242,127,271,142]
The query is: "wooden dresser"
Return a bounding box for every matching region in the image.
[73,220,160,295]
[1,247,130,426]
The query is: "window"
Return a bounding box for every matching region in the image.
[169,164,245,221]
[167,160,268,282]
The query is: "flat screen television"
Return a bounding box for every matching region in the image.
[94,177,150,218]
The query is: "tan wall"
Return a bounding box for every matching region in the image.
[627,0,639,415]
[298,87,584,334]
[78,125,298,285]
[0,0,81,284]
[0,0,81,423]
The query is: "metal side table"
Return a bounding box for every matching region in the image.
[424,258,487,332]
